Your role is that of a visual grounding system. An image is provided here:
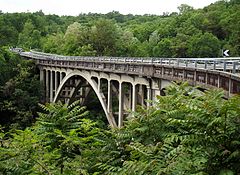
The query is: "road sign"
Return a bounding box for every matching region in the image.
[223,49,230,57]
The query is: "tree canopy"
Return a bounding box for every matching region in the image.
[0,0,240,57]
[0,1,240,174]
[1,83,240,174]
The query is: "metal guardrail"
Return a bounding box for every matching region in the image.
[17,50,240,75]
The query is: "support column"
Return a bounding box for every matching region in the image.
[60,72,63,82]
[98,78,101,92]
[40,68,44,82]
[147,87,152,108]
[55,71,58,93]
[107,80,112,113]
[217,75,220,88]
[128,85,132,110]
[50,71,53,102]
[79,87,84,104]
[118,82,123,128]
[194,70,197,85]
[139,85,144,105]
[45,70,49,102]
[205,73,208,84]
[132,84,136,112]
[228,79,232,97]
[151,79,160,101]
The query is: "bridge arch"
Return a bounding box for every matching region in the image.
[53,70,117,127]
[19,50,240,127]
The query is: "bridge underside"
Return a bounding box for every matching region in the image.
[40,67,171,128]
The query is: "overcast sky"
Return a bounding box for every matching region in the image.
[0,0,218,16]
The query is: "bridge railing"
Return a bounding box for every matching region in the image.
[20,51,240,74]
[17,50,240,95]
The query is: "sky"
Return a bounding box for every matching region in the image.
[0,0,219,16]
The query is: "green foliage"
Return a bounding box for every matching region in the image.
[0,47,42,130]
[1,0,239,56]
[187,32,221,57]
[0,101,104,174]
[0,1,240,174]
[153,38,173,57]
[92,82,240,175]
[1,83,240,174]
[90,18,119,56]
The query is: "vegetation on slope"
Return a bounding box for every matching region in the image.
[0,0,240,57]
[0,1,240,174]
[0,83,240,174]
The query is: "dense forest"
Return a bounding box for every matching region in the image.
[0,0,240,174]
[1,0,240,57]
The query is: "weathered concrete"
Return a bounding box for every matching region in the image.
[20,50,240,127]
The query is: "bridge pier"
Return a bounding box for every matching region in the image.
[147,87,152,107]
[50,71,53,102]
[40,68,44,82]
[107,80,112,113]
[132,84,136,112]
[151,79,161,101]
[40,68,157,128]
[54,71,58,96]
[228,79,232,97]
[118,82,123,127]
[45,70,49,102]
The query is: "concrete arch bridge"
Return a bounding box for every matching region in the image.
[16,50,240,127]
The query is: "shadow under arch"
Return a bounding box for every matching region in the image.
[53,70,117,128]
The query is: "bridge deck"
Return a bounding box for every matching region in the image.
[12,49,240,97]
[18,50,240,75]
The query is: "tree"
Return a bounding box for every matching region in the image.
[0,17,18,46]
[0,100,105,174]
[31,30,41,49]
[0,47,41,130]
[116,30,143,56]
[187,32,221,57]
[178,4,194,14]
[18,20,35,48]
[42,33,64,54]
[63,22,92,55]
[153,38,173,57]
[98,82,240,174]
[36,101,96,174]
[90,18,119,56]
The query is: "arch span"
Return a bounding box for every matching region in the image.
[53,70,117,127]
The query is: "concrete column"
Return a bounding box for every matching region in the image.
[107,80,112,113]
[79,87,84,104]
[45,70,49,102]
[118,82,123,128]
[40,68,44,82]
[132,84,136,112]
[60,72,63,82]
[128,85,132,110]
[98,78,101,92]
[228,79,232,97]
[217,75,220,88]
[50,71,53,102]
[139,85,144,105]
[205,73,208,84]
[151,79,160,101]
[55,71,58,93]
[147,87,152,107]
[194,70,197,84]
